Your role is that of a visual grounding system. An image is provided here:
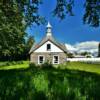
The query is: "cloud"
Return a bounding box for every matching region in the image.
[65,41,99,56]
[75,41,99,50]
[65,43,77,52]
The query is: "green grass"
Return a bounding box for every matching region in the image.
[61,62,100,74]
[0,61,100,74]
[0,66,100,100]
[0,61,100,99]
[0,61,29,70]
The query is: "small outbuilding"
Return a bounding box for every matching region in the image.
[29,22,67,64]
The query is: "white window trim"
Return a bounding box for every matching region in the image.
[53,55,59,64]
[38,55,45,64]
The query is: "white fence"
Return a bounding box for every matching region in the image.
[67,58,100,63]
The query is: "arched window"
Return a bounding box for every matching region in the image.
[47,44,51,51]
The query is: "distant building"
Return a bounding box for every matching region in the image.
[29,22,67,64]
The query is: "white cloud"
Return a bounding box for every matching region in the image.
[65,43,77,52]
[65,41,99,56]
[74,41,99,53]
[75,41,99,50]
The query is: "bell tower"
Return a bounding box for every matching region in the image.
[46,22,52,36]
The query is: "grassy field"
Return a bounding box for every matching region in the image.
[0,63,100,100]
[0,61,29,70]
[0,61,100,74]
[59,62,100,74]
[0,61,100,100]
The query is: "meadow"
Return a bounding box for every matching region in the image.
[0,61,100,100]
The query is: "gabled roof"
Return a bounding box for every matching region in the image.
[29,35,67,54]
[29,22,67,54]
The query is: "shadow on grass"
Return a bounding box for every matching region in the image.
[0,63,100,100]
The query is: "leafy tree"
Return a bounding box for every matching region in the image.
[54,0,100,27]
[26,36,35,50]
[15,0,100,27]
[25,36,35,59]
[0,0,100,60]
[53,0,100,27]
[80,52,91,56]
[0,1,26,60]
[67,53,74,58]
[1,0,99,27]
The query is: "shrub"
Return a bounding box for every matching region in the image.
[41,62,53,69]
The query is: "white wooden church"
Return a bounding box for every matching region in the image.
[29,22,67,64]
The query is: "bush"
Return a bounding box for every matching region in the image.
[41,62,53,69]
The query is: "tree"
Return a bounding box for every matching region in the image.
[0,0,99,27]
[0,0,26,60]
[80,52,92,58]
[98,43,100,57]
[67,53,74,58]
[25,36,35,59]
[53,0,100,27]
[0,0,100,60]
[14,0,100,27]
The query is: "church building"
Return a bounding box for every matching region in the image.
[29,22,67,64]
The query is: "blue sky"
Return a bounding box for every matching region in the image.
[26,0,100,45]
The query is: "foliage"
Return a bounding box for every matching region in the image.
[15,0,100,27]
[53,0,74,19]
[41,62,53,69]
[0,0,100,60]
[53,0,100,27]
[80,52,92,58]
[0,0,99,27]
[16,0,46,26]
[80,52,90,56]
[25,36,35,58]
[0,0,26,61]
[83,0,100,27]
[67,52,74,58]
[26,36,35,50]
[0,65,100,100]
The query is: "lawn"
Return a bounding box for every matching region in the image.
[0,61,100,74]
[0,63,100,100]
[0,61,29,70]
[0,61,100,100]
[59,62,100,74]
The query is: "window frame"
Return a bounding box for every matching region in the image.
[53,55,59,64]
[47,44,51,51]
[38,55,45,64]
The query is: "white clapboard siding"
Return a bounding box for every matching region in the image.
[34,41,63,53]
